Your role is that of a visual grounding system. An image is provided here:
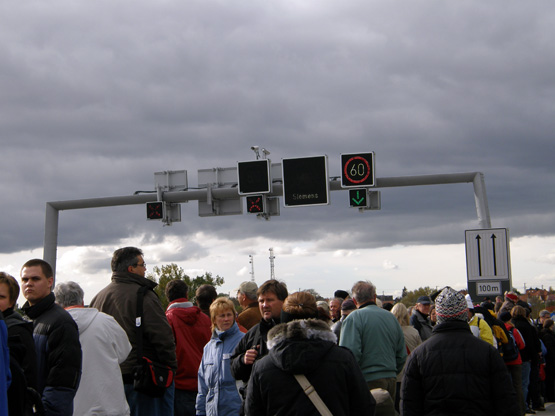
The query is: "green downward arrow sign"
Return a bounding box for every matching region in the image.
[349,189,367,207]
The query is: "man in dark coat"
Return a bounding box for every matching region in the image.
[231,279,288,413]
[91,247,177,416]
[20,259,82,416]
[410,295,434,341]
[401,286,520,416]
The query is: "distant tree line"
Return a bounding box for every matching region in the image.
[147,263,225,310]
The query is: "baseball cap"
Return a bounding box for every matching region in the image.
[416,296,432,305]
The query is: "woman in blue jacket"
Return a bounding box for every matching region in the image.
[197,297,245,416]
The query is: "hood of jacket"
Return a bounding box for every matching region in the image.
[266,319,337,375]
[67,307,99,334]
[166,298,203,326]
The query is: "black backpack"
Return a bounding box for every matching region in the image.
[473,306,519,362]
[499,327,520,362]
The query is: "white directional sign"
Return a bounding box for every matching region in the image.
[465,228,511,282]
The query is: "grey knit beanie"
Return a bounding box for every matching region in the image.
[435,287,468,324]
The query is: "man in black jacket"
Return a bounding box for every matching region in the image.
[401,286,520,416]
[231,280,288,410]
[20,259,82,416]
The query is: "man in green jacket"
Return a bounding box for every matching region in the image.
[339,281,406,404]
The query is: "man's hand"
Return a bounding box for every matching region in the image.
[243,345,259,365]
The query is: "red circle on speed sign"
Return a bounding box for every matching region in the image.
[344,156,371,184]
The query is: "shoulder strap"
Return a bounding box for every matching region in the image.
[135,286,149,363]
[294,374,333,416]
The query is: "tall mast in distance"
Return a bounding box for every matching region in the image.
[269,247,275,279]
[249,254,255,282]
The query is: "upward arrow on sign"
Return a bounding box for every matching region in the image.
[475,234,499,277]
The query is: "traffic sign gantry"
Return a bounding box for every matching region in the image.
[341,152,375,188]
[282,155,329,207]
[237,160,271,195]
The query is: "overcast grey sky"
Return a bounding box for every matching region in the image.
[2,0,555,301]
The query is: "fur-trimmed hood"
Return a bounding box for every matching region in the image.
[266,319,337,374]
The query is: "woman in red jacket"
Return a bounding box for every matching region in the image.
[499,310,526,416]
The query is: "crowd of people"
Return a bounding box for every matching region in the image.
[0,246,553,415]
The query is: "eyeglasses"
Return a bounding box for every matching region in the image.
[134,263,147,268]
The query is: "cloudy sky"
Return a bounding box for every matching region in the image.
[2,0,555,304]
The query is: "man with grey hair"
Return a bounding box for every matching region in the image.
[236,281,261,331]
[55,281,132,416]
[339,281,406,406]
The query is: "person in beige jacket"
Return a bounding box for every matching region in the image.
[391,302,422,413]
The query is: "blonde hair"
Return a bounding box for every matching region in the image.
[209,297,236,331]
[391,303,410,326]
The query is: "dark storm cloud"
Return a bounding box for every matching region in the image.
[1,0,554,256]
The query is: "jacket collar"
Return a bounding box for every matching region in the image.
[213,321,240,340]
[432,319,471,334]
[358,301,376,309]
[111,271,157,289]
[260,316,279,329]
[22,292,56,320]
[413,309,430,320]
[244,301,259,310]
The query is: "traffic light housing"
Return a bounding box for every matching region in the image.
[246,195,264,213]
[146,202,164,220]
